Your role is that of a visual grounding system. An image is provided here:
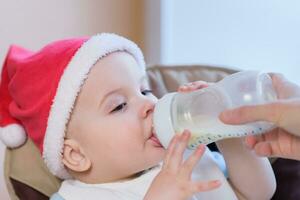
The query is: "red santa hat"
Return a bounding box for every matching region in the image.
[0,33,145,179]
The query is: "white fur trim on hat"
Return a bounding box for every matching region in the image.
[0,124,26,148]
[43,33,145,179]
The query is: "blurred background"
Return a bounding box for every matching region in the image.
[1,0,300,199]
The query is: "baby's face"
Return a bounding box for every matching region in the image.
[66,52,165,182]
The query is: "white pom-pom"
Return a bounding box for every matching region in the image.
[0,124,26,148]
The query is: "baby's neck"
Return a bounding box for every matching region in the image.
[70,168,152,184]
[116,170,146,182]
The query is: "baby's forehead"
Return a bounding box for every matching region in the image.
[83,52,147,93]
[96,52,144,74]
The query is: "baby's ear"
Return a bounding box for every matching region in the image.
[62,139,91,172]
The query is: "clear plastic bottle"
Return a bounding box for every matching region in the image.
[153,71,277,149]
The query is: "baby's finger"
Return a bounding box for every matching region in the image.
[191,81,210,89]
[163,134,179,169]
[178,86,190,92]
[191,180,221,193]
[178,81,209,93]
[180,144,205,177]
[168,130,190,170]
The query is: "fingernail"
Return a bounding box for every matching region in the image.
[244,137,252,149]
[185,129,191,134]
[244,141,251,149]
[213,180,221,185]
[196,144,205,154]
[183,130,190,138]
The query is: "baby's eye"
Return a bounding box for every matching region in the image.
[141,89,153,96]
[111,102,127,113]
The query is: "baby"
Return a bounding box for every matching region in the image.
[0,33,276,200]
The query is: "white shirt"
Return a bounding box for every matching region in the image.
[58,148,238,200]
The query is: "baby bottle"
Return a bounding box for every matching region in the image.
[153,71,277,149]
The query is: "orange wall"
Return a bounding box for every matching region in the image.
[0,0,144,64]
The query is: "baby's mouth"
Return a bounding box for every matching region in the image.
[149,125,163,147]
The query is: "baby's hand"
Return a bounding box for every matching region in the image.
[144,130,221,200]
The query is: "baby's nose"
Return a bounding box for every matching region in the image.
[140,100,155,118]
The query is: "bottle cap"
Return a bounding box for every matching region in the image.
[153,92,176,149]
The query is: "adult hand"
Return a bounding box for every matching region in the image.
[219,73,300,160]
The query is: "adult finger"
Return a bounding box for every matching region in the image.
[244,135,258,149]
[245,129,279,149]
[219,102,285,125]
[253,141,281,157]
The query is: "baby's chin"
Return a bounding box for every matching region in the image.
[147,151,166,167]
[139,162,162,175]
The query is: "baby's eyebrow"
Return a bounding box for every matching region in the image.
[140,75,151,88]
[140,75,147,83]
